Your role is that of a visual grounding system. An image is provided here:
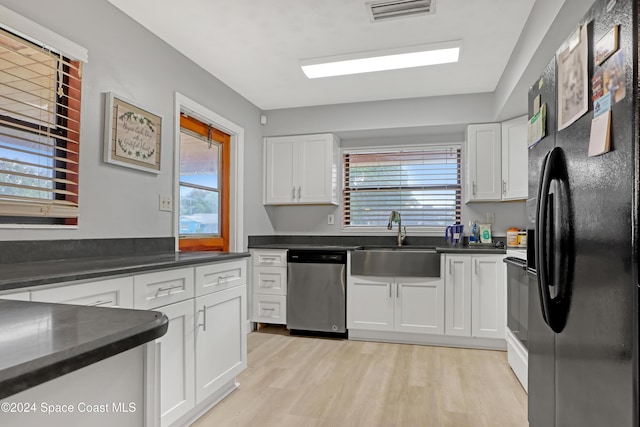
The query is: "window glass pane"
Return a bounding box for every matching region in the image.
[179,185,219,235]
[179,131,219,189]
[343,148,461,228]
[0,128,54,199]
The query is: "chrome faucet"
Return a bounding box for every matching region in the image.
[387,210,407,246]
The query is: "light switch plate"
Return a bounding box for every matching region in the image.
[328,214,335,225]
[159,194,172,212]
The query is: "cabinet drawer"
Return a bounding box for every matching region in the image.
[134,268,195,309]
[32,277,134,308]
[252,250,287,267]
[195,259,247,296]
[253,266,287,295]
[252,294,286,324]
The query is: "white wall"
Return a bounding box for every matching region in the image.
[264,133,527,237]
[257,0,594,238]
[0,0,274,243]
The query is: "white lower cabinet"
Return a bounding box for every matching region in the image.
[471,255,505,339]
[157,299,195,427]
[2,258,248,427]
[347,276,394,331]
[195,285,247,403]
[250,249,287,325]
[395,277,445,335]
[444,254,505,339]
[347,275,444,334]
[445,255,472,336]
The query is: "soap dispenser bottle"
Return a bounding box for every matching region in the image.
[469,221,478,245]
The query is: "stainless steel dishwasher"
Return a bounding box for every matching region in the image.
[286,249,347,336]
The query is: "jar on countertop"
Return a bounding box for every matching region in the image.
[507,228,519,247]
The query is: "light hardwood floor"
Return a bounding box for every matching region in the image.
[193,327,528,427]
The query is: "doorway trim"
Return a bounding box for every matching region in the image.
[173,92,244,251]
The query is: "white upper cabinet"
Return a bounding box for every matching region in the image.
[501,116,529,200]
[465,123,502,202]
[264,133,339,205]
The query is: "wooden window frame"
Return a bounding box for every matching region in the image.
[178,114,230,251]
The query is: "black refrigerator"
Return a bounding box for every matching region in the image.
[527,0,639,426]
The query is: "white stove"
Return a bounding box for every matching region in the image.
[505,248,528,392]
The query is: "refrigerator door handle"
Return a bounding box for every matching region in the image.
[536,149,555,330]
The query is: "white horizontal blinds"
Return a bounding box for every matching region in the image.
[343,147,461,227]
[0,27,82,220]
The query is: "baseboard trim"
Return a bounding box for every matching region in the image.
[170,378,239,427]
[348,329,507,350]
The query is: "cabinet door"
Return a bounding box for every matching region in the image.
[264,136,297,204]
[395,277,445,335]
[445,255,472,337]
[347,275,394,331]
[32,276,134,308]
[195,285,247,404]
[466,123,502,202]
[297,134,337,204]
[158,299,195,427]
[471,255,505,338]
[501,116,529,200]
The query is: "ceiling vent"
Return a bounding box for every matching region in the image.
[367,0,435,22]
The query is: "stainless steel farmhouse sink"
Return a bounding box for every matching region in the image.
[350,247,441,277]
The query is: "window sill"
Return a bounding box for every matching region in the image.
[341,226,445,237]
[0,224,78,230]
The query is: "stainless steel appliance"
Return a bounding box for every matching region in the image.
[286,249,347,336]
[504,248,528,391]
[528,0,637,424]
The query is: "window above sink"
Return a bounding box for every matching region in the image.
[342,144,462,233]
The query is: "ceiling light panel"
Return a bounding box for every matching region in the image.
[300,41,460,79]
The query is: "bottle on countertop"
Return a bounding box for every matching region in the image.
[469,221,478,245]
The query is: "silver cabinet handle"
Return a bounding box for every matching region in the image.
[297,186,301,199]
[449,259,452,275]
[292,186,296,200]
[472,181,477,195]
[155,283,183,298]
[389,283,392,298]
[262,307,275,311]
[217,273,234,283]
[87,299,113,307]
[396,283,400,298]
[503,180,507,195]
[475,259,479,275]
[198,305,207,331]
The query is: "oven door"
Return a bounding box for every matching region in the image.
[504,256,528,349]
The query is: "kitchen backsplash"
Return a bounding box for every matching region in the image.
[265,200,527,236]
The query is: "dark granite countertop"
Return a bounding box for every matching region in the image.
[0,300,168,400]
[0,251,250,292]
[435,245,507,254]
[249,243,505,255]
[249,244,363,251]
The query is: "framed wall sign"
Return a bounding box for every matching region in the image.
[104,92,162,174]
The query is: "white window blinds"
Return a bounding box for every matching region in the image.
[0,27,82,222]
[343,146,462,228]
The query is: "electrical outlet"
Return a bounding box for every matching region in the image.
[328,214,335,225]
[159,195,172,212]
[486,211,494,223]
